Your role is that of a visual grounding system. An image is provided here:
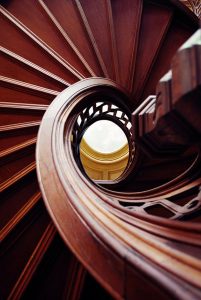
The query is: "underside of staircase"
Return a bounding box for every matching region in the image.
[0,1,200,299]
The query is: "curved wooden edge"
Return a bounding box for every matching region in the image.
[37,78,201,299]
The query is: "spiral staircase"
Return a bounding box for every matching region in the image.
[1,0,201,299]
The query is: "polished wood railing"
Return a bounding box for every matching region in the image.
[37,32,201,299]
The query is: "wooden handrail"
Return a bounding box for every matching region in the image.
[37,74,201,298]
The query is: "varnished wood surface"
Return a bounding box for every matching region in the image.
[37,77,201,299]
[0,0,200,299]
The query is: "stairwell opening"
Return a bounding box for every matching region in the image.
[72,99,134,182]
[80,120,129,181]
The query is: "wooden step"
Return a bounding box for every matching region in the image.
[0,47,67,91]
[143,18,197,101]
[0,11,78,83]
[39,0,101,77]
[0,122,40,154]
[7,222,56,300]
[0,1,89,78]
[111,0,142,90]
[132,2,173,103]
[0,76,58,105]
[0,201,51,299]
[0,103,45,126]
[20,234,81,300]
[75,0,116,79]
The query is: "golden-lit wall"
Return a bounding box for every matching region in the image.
[80,139,129,180]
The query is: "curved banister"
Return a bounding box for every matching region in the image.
[37,76,201,299]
